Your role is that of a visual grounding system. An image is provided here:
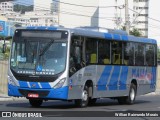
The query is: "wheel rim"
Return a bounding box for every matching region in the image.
[82,90,88,101]
[130,88,135,101]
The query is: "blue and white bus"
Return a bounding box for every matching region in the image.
[8,26,157,107]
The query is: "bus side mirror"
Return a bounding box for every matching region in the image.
[2,43,6,53]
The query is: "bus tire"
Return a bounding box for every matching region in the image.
[29,99,43,107]
[75,86,89,107]
[117,97,127,105]
[88,98,97,106]
[126,83,137,105]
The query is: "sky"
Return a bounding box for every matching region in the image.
[148,0,160,45]
[14,0,33,6]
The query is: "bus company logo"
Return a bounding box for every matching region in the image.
[31,84,36,88]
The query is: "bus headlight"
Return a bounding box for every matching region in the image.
[53,78,66,89]
[8,75,16,86]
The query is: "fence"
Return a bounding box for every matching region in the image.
[0,62,160,95]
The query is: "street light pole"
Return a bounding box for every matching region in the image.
[125,0,129,34]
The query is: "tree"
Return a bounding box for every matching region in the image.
[129,28,142,37]
[14,4,33,14]
[121,26,142,37]
[157,47,160,61]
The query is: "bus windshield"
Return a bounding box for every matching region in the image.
[10,30,68,76]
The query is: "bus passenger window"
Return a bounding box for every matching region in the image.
[98,39,110,64]
[146,44,154,66]
[124,42,134,66]
[135,43,144,66]
[112,41,122,65]
[86,38,97,64]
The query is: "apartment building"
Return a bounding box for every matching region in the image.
[0,1,13,12]
[34,0,53,11]
[133,0,149,37]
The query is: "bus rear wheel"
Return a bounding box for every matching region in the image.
[75,86,89,107]
[88,98,97,106]
[117,83,136,105]
[29,99,43,107]
[126,83,137,104]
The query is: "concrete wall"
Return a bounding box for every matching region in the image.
[156,66,160,93]
[0,60,8,94]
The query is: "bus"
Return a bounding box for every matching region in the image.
[8,26,157,107]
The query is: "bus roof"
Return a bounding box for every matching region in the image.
[19,26,157,44]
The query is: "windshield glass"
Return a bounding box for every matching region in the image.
[10,30,68,76]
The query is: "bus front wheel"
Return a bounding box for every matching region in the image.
[75,86,89,107]
[29,99,43,107]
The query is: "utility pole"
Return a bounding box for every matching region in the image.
[125,0,129,34]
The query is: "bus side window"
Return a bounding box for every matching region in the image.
[86,38,97,64]
[123,42,134,66]
[112,41,122,65]
[98,39,110,64]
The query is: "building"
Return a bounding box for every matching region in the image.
[132,0,149,37]
[7,11,58,27]
[0,1,13,12]
[99,0,149,37]
[59,0,99,28]
[34,0,53,11]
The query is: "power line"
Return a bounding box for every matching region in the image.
[13,1,115,21]
[128,8,160,23]
[53,0,124,8]
[11,1,160,32]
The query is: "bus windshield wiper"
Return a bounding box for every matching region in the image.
[39,39,54,56]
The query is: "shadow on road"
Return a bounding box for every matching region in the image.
[5,98,151,110]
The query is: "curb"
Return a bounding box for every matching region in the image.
[0,94,26,101]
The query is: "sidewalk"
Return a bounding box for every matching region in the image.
[0,93,26,101]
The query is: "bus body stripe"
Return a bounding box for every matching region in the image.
[40,82,51,89]
[104,33,112,39]
[119,66,128,90]
[19,81,28,88]
[113,34,121,40]
[121,35,128,41]
[108,66,121,90]
[97,66,112,90]
[151,67,156,89]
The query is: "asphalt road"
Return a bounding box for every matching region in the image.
[0,94,160,120]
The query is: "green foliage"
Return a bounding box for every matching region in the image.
[121,26,142,37]
[14,4,33,14]
[157,47,160,61]
[129,28,142,37]
[0,39,11,61]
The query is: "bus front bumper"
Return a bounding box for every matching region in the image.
[8,84,69,100]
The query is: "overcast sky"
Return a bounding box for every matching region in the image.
[14,0,33,6]
[148,0,160,44]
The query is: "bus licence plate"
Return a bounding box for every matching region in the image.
[28,93,39,98]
